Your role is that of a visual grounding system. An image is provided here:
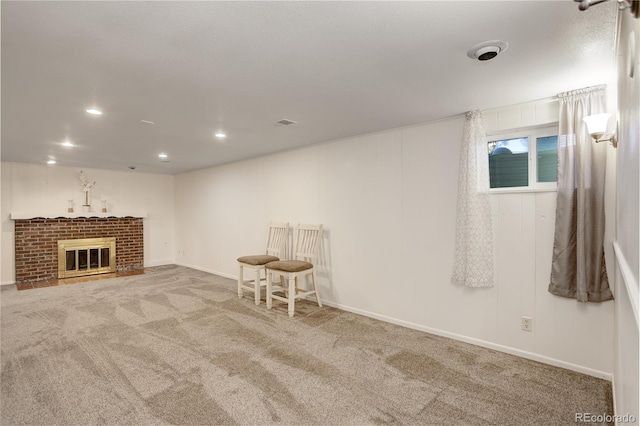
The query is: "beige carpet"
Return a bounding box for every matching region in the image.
[1,265,612,425]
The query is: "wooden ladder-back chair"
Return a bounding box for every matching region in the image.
[237,222,289,305]
[266,224,323,317]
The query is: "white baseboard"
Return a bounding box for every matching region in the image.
[319,298,612,381]
[1,280,16,287]
[174,262,236,280]
[146,258,175,267]
[173,263,612,381]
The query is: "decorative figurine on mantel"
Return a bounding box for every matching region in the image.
[78,170,96,211]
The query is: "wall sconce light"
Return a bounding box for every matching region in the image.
[574,0,640,18]
[583,113,618,147]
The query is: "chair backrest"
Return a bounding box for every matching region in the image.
[293,224,323,263]
[265,222,289,259]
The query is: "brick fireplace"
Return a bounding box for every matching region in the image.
[14,217,143,284]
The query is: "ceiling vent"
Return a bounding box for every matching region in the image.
[467,40,509,61]
[276,119,298,126]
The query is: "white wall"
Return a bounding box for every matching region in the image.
[613,10,639,421]
[175,97,614,377]
[1,163,175,284]
[484,99,615,376]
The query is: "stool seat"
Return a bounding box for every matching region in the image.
[265,259,312,273]
[238,255,279,265]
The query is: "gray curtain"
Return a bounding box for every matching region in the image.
[548,85,613,302]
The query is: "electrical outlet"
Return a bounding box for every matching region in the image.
[521,316,533,332]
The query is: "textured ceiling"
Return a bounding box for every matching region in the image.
[1,1,617,175]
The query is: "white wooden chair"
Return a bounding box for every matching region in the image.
[266,224,323,317]
[237,222,289,305]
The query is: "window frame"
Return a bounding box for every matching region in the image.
[487,125,559,193]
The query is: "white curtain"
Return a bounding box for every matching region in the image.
[452,110,494,288]
[548,85,612,302]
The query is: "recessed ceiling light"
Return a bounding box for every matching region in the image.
[47,159,56,165]
[215,133,226,138]
[158,153,168,159]
[62,141,73,147]
[86,108,102,115]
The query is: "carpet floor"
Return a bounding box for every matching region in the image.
[1,265,612,425]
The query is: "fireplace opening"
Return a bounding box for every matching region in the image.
[58,237,116,278]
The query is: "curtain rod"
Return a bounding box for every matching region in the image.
[575,0,640,18]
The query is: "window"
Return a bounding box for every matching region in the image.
[488,126,558,191]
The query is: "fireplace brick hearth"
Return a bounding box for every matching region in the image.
[14,217,143,284]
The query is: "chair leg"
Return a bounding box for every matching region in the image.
[281,275,287,297]
[312,268,322,307]
[238,265,243,298]
[266,271,272,310]
[288,276,296,318]
[254,268,261,305]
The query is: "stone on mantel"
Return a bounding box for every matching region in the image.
[10,211,147,220]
